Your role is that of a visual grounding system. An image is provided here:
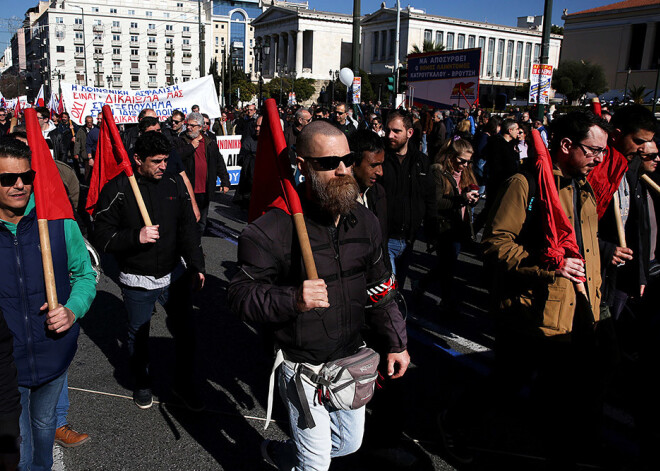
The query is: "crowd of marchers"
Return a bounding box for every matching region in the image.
[0,97,659,471]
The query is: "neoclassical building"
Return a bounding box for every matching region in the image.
[251,5,355,80]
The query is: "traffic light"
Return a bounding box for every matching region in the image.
[398,67,407,93]
[387,75,395,92]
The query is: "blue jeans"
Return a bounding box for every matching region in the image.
[18,372,67,471]
[121,270,195,390]
[55,371,69,429]
[271,361,365,471]
[421,134,428,154]
[387,238,414,288]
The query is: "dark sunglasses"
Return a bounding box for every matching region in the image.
[172,119,183,124]
[641,152,660,161]
[0,170,36,187]
[303,153,355,171]
[455,156,472,165]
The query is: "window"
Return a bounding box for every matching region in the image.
[131,49,139,56]
[132,76,139,82]
[496,39,505,76]
[130,22,138,29]
[515,42,523,77]
[57,60,65,66]
[94,20,102,26]
[113,61,120,69]
[446,33,454,50]
[164,12,170,18]
[424,29,432,43]
[166,25,173,31]
[148,24,156,30]
[166,38,173,45]
[56,17,63,24]
[146,11,153,17]
[92,7,99,12]
[177,2,184,7]
[505,40,514,78]
[110,8,117,14]
[76,60,84,67]
[95,47,102,55]
[183,77,189,82]
[468,35,475,48]
[215,37,219,46]
[148,50,157,56]
[183,26,190,32]
[113,21,120,28]
[487,38,495,75]
[75,32,83,40]
[76,46,84,53]
[113,48,121,55]
[149,63,156,70]
[94,33,102,41]
[457,34,465,50]
[128,10,135,15]
[533,43,541,64]
[478,36,486,72]
[435,31,443,47]
[113,34,120,41]
[75,18,83,25]
[523,42,532,79]
[131,35,138,43]
[183,39,190,45]
[149,76,156,83]
[56,30,64,39]
[149,37,156,44]
[57,45,65,53]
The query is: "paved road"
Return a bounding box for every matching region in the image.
[55,192,637,470]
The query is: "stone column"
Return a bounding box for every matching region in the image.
[642,22,657,70]
[279,33,286,73]
[269,34,277,77]
[288,31,296,72]
[295,30,303,75]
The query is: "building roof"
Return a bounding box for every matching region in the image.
[569,0,660,16]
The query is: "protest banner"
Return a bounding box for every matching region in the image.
[528,64,553,104]
[216,135,242,186]
[407,48,481,109]
[61,76,221,125]
[352,77,361,104]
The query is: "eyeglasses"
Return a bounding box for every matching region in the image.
[303,153,355,171]
[455,157,473,165]
[188,124,201,129]
[0,170,36,187]
[37,116,48,121]
[204,121,210,126]
[575,142,609,158]
[172,119,183,124]
[641,152,660,161]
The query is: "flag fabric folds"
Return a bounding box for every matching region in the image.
[532,128,585,280]
[85,105,134,215]
[248,98,303,223]
[587,99,628,218]
[35,85,45,107]
[24,108,74,221]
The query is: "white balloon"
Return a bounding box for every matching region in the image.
[339,68,354,87]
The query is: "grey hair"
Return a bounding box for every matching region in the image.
[186,112,203,125]
[294,108,310,120]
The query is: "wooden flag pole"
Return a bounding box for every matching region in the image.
[641,174,660,195]
[37,220,58,310]
[293,213,318,279]
[612,192,627,248]
[128,174,153,226]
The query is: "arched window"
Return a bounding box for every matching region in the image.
[229,10,247,70]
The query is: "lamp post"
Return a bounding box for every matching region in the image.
[329,69,339,104]
[71,4,88,85]
[290,70,297,97]
[513,69,519,103]
[278,61,284,105]
[624,67,631,103]
[254,38,270,109]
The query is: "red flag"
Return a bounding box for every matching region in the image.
[57,95,64,115]
[85,105,134,215]
[14,97,21,117]
[24,108,74,221]
[248,98,302,223]
[586,98,628,218]
[36,85,45,107]
[532,129,585,279]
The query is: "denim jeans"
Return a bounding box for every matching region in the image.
[121,270,195,390]
[18,371,67,471]
[387,238,414,288]
[271,360,365,471]
[421,134,428,154]
[55,371,69,429]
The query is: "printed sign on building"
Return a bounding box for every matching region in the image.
[352,77,361,104]
[528,64,553,104]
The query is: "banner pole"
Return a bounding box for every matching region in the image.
[128,174,153,226]
[37,220,59,310]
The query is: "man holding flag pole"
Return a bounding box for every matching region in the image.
[0,109,96,471]
[229,99,409,470]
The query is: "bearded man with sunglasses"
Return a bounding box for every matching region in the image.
[229,121,409,471]
[481,111,614,466]
[0,138,96,471]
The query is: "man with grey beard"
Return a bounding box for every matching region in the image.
[229,121,409,471]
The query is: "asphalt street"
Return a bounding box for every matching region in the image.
[54,192,638,470]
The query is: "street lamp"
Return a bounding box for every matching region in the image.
[513,69,519,102]
[329,69,339,104]
[290,70,297,99]
[624,67,631,103]
[254,38,270,109]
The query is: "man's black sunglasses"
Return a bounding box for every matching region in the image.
[0,170,36,187]
[303,153,355,171]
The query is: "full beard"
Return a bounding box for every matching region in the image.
[308,170,360,218]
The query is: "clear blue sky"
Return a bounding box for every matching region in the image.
[0,0,611,54]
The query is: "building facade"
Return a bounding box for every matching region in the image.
[7,0,206,100]
[562,0,660,93]
[251,5,354,81]
[361,5,562,101]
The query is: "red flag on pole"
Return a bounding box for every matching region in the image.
[36,85,45,107]
[248,98,303,222]
[25,108,74,221]
[587,98,628,218]
[85,105,134,215]
[532,128,585,280]
[14,97,21,117]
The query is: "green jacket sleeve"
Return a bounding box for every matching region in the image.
[64,220,97,320]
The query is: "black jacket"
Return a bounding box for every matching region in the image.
[174,133,230,194]
[93,171,205,277]
[228,191,407,364]
[485,134,520,199]
[0,308,20,454]
[380,146,437,241]
[364,182,388,251]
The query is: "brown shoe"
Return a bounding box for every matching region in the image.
[54,424,90,448]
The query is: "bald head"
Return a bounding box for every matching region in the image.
[297,121,346,157]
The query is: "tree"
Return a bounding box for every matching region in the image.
[208,58,222,95]
[410,40,445,54]
[550,25,564,35]
[552,60,608,103]
[357,68,375,103]
[628,84,650,104]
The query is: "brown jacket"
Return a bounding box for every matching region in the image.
[482,170,602,337]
